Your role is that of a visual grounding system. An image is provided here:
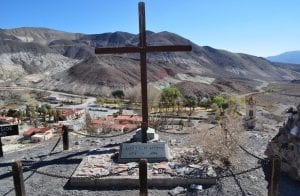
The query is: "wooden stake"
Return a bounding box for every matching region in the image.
[62,125,69,150]
[12,161,26,196]
[139,159,148,196]
[268,155,281,196]
[0,137,3,157]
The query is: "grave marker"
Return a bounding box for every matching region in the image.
[95,2,192,193]
[95,2,192,143]
[0,124,19,137]
[0,124,19,157]
[118,143,170,163]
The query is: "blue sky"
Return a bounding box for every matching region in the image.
[0,0,299,57]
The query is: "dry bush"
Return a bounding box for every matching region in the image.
[126,84,141,104]
[191,117,242,165]
[125,84,161,107]
[99,86,112,97]
[85,113,97,135]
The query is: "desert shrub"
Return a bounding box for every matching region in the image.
[212,96,225,107]
[198,97,211,108]
[211,103,219,112]
[265,88,274,93]
[112,90,125,99]
[191,117,241,165]
[226,96,239,116]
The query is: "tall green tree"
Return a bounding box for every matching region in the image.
[53,109,61,122]
[25,105,36,124]
[212,96,225,107]
[161,86,182,112]
[41,105,48,122]
[184,95,197,114]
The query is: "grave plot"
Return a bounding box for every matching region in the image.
[70,146,217,188]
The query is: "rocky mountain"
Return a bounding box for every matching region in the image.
[273,62,300,73]
[267,51,300,64]
[0,27,299,95]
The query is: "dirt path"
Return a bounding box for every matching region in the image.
[255,79,269,92]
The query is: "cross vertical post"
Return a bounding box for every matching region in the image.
[139,2,148,143]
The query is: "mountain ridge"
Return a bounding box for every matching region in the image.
[0,27,299,95]
[267,50,300,64]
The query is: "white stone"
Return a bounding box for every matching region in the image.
[133,127,159,142]
[206,166,217,177]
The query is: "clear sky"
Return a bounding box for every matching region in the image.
[1,0,299,57]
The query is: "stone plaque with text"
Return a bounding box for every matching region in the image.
[118,142,170,163]
[0,124,19,137]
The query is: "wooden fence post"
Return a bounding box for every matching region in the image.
[0,137,3,157]
[139,159,148,196]
[268,155,281,196]
[62,125,69,150]
[12,161,26,196]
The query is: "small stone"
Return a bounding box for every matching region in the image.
[168,186,186,196]
[127,162,138,168]
[170,139,177,145]
[248,175,257,181]
[190,184,203,191]
[206,166,217,177]
[154,162,169,170]
[152,170,158,174]
[189,164,202,169]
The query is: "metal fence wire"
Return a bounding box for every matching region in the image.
[71,128,136,138]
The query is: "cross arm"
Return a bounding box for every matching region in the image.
[95,47,140,54]
[147,45,192,52]
[95,45,192,54]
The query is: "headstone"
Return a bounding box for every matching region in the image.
[0,124,19,137]
[133,127,159,142]
[118,142,171,163]
[0,124,19,157]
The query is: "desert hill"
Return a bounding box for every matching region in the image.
[0,27,299,95]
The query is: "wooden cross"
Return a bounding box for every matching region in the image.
[95,2,192,143]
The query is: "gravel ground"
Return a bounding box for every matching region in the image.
[1,91,300,195]
[0,127,269,196]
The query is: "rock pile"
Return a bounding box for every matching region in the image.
[267,104,300,180]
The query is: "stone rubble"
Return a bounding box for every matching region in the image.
[72,146,217,179]
[267,104,300,181]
